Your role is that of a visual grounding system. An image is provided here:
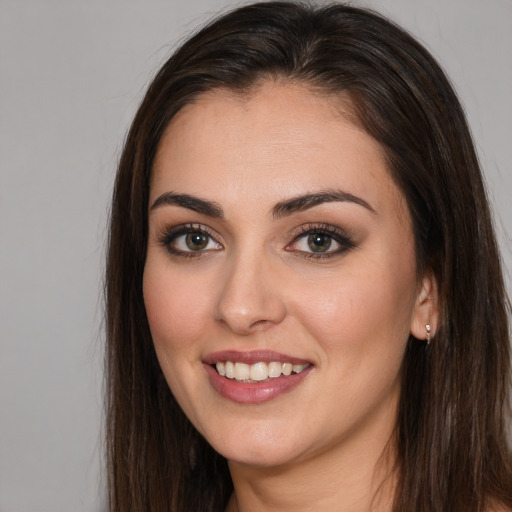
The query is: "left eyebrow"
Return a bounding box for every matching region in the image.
[271,189,376,218]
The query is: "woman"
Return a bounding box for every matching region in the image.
[105,2,512,511]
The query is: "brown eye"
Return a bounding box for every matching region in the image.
[307,233,332,253]
[159,225,222,257]
[186,232,209,251]
[286,224,355,259]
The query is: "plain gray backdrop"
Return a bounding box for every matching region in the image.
[1,1,511,510]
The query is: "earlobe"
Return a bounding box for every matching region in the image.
[410,271,439,343]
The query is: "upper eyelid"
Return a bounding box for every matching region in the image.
[157,224,223,257]
[157,223,220,240]
[287,223,356,254]
[290,223,352,240]
[156,221,354,250]
[156,225,221,255]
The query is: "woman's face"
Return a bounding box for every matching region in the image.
[143,83,434,468]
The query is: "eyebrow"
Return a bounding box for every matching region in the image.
[271,189,375,218]
[150,192,224,218]
[150,188,375,219]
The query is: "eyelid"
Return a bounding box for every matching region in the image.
[155,221,354,259]
[157,223,223,257]
[286,223,355,258]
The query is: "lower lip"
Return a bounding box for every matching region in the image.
[204,364,313,404]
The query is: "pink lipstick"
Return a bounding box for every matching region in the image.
[203,350,313,404]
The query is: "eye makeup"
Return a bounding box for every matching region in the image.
[157,222,222,258]
[285,222,356,260]
[156,220,356,261]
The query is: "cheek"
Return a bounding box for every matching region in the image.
[142,260,212,358]
[289,255,417,359]
[142,259,217,415]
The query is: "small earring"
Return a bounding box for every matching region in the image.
[426,324,432,345]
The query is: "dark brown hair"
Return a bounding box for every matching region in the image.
[105,2,512,511]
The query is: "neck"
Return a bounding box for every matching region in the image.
[226,429,398,512]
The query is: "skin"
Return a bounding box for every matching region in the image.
[143,82,438,511]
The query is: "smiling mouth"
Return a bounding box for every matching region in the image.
[215,361,311,383]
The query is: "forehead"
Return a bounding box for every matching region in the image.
[151,82,405,217]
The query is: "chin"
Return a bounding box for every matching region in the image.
[204,424,311,469]
[222,447,298,469]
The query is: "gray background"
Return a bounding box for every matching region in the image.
[1,1,510,510]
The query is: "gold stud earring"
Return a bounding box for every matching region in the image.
[426,324,432,345]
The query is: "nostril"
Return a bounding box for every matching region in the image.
[213,259,287,334]
[249,318,274,330]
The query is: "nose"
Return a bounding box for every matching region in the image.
[213,250,287,335]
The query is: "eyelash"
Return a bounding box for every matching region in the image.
[286,223,355,260]
[158,223,222,259]
[157,222,355,260]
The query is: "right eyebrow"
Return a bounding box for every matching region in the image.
[150,192,224,218]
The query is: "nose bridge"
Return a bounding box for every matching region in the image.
[214,243,286,334]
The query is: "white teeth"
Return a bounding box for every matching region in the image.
[268,361,282,378]
[250,362,268,381]
[216,361,226,376]
[282,362,292,376]
[234,362,250,380]
[225,361,235,379]
[215,360,310,381]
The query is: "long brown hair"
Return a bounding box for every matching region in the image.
[105,2,512,511]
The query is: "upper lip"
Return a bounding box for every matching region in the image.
[203,350,311,366]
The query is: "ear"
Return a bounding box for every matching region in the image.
[410,271,439,342]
